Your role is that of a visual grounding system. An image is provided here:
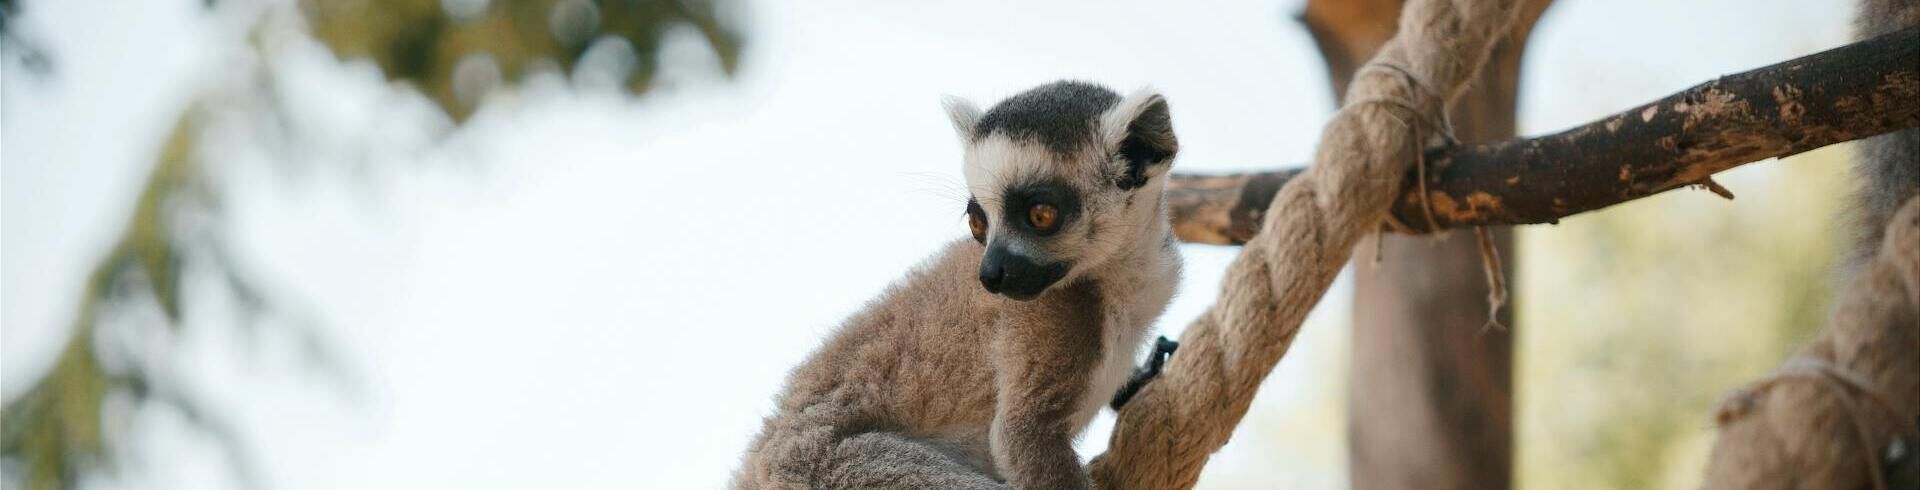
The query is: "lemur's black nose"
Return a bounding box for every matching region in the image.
[979,244,1068,301]
[979,262,1007,293]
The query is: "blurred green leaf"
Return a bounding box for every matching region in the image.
[3,114,204,490]
[301,0,744,119]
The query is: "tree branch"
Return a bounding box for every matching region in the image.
[1169,25,1920,244]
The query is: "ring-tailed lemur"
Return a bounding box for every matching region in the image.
[733,81,1184,490]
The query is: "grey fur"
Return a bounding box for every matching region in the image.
[735,82,1183,489]
[972,81,1122,157]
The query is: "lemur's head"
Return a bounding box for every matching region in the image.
[945,81,1179,301]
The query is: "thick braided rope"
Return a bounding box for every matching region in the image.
[1703,196,1920,489]
[1346,62,1510,331]
[1714,356,1920,490]
[1087,1,1524,488]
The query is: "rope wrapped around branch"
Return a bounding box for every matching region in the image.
[1086,0,1524,487]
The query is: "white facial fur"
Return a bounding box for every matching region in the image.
[944,89,1175,287]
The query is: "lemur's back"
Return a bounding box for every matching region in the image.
[737,240,1011,487]
[772,240,1001,431]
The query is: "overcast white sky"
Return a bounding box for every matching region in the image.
[2,0,1849,488]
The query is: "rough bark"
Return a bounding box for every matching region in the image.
[1311,1,1548,489]
[1166,25,1920,245]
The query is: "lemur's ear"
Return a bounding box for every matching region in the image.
[1100,89,1178,190]
[943,96,983,143]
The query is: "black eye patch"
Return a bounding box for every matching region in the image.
[998,180,1081,237]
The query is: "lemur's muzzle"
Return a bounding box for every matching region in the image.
[979,244,1068,301]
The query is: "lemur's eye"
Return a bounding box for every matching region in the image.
[966,199,989,244]
[1028,203,1059,233]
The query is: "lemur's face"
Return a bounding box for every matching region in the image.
[945,81,1178,301]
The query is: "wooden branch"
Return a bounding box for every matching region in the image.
[1169,25,1920,244]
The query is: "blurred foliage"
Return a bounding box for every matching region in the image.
[0,0,55,74]
[302,0,742,119]
[1514,147,1849,489]
[0,0,14,34]
[0,114,261,490]
[0,1,743,488]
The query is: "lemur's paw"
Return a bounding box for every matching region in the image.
[1109,336,1179,409]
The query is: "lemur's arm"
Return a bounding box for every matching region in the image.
[989,311,1100,490]
[1110,336,1179,409]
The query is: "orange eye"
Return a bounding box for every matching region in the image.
[1028,204,1058,231]
[965,199,989,243]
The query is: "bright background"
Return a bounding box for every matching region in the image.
[2,0,1857,488]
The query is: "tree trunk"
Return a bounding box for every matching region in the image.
[1303,1,1549,488]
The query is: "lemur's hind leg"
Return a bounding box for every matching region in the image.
[817,432,1008,489]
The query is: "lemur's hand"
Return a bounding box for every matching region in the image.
[1109,336,1179,409]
